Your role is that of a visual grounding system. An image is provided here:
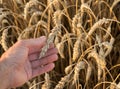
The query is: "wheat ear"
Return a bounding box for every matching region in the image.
[88,50,106,81]
[72,61,86,85]
[39,26,61,59]
[85,18,109,40]
[41,73,51,89]
[72,36,81,62]
[1,28,9,51]
[54,74,70,89]
[53,10,63,26]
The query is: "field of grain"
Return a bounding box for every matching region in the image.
[0,0,120,89]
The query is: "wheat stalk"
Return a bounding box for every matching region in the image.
[110,0,120,11]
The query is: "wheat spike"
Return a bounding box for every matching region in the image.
[53,10,63,26]
[85,18,109,40]
[18,25,35,40]
[41,73,51,89]
[73,61,86,85]
[72,12,81,34]
[72,36,81,62]
[39,26,61,59]
[54,74,70,89]
[88,49,106,81]
[1,28,9,51]
[24,0,45,21]
[81,3,96,20]
[85,63,92,83]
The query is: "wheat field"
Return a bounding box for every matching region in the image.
[0,0,120,89]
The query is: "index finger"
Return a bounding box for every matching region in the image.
[17,36,47,54]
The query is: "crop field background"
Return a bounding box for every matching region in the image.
[0,0,120,89]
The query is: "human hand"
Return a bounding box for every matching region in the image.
[0,36,58,88]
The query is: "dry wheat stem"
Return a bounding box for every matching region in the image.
[93,81,118,89]
[110,0,120,10]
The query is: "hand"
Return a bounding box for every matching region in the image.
[0,36,58,88]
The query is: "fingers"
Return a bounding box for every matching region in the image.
[31,54,58,68]
[29,47,58,61]
[16,36,47,54]
[32,63,55,78]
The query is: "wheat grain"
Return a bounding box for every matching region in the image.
[54,35,61,45]
[56,42,65,58]
[65,64,73,74]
